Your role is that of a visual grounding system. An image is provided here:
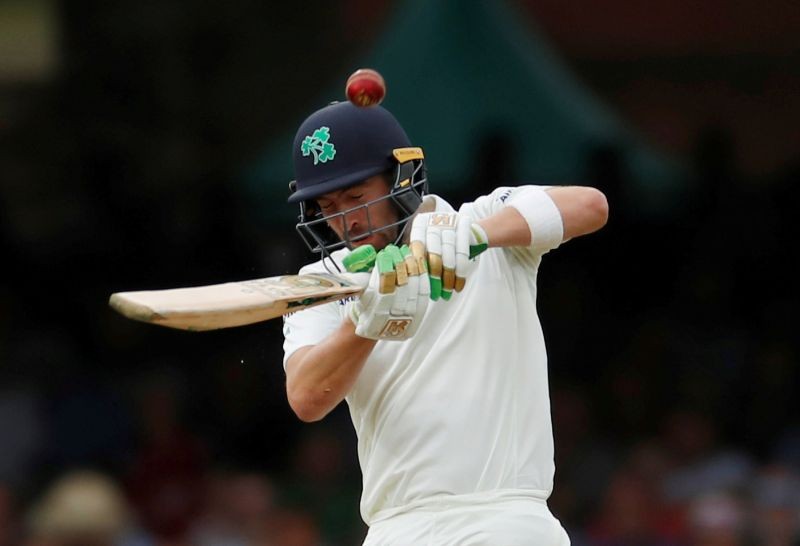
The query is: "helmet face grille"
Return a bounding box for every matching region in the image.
[295,159,428,258]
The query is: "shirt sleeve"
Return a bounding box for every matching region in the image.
[282,299,344,369]
[460,185,563,260]
[281,249,356,369]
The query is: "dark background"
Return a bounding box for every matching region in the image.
[1,1,798,545]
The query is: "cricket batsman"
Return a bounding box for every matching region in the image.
[282,101,608,544]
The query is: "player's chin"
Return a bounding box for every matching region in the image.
[351,240,377,251]
[351,234,380,249]
[349,227,396,251]
[368,234,397,251]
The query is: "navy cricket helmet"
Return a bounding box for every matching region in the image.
[289,101,428,258]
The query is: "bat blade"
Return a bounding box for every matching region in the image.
[109,273,367,331]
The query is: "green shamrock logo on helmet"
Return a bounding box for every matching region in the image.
[301,126,336,165]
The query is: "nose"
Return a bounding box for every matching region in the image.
[344,206,368,236]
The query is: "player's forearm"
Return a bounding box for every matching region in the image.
[476,206,532,248]
[476,186,608,248]
[285,319,376,422]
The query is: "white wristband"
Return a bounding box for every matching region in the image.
[507,187,564,254]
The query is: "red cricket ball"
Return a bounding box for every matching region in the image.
[345,68,386,107]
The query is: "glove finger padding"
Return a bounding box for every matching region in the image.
[454,215,471,292]
[425,224,444,300]
[410,212,488,300]
[346,244,428,341]
[400,245,429,337]
[440,227,456,300]
[454,215,489,292]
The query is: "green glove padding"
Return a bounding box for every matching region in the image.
[343,244,377,273]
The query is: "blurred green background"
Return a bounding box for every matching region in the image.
[1,1,798,545]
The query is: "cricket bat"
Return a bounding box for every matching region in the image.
[109,198,444,331]
[109,272,368,331]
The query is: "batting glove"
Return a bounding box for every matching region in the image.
[344,244,430,340]
[409,212,489,300]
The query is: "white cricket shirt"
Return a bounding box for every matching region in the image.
[283,186,564,525]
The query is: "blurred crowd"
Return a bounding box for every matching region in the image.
[1,128,798,546]
[1,382,799,546]
[1,2,798,544]
[0,373,366,546]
